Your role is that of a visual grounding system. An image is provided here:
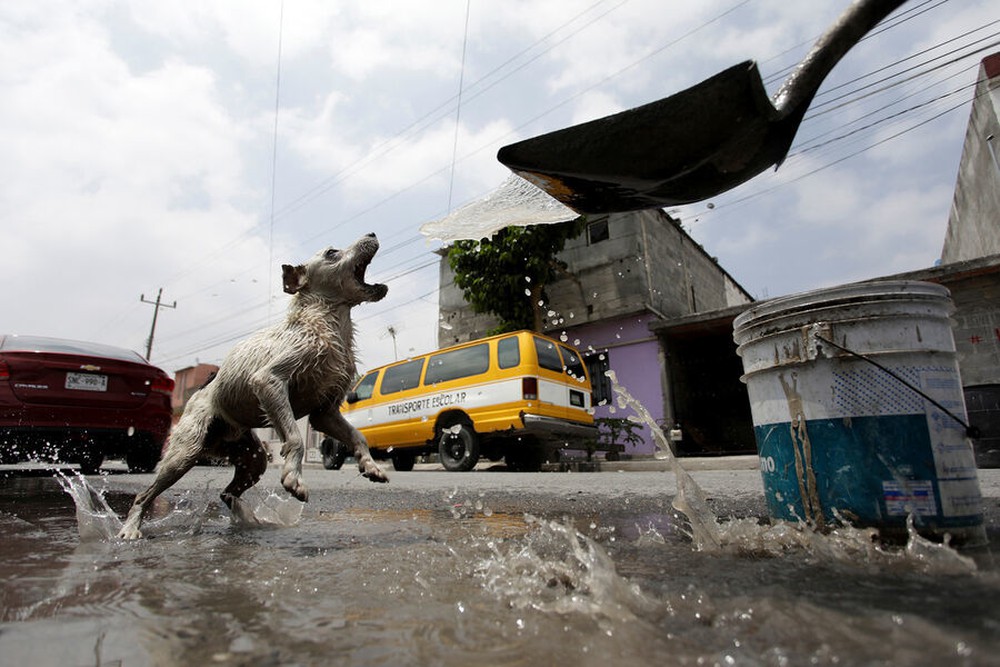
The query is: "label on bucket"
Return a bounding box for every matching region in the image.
[755,412,981,529]
[751,364,982,533]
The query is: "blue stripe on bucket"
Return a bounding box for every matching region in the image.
[754,414,983,530]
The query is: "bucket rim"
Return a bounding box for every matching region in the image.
[733,280,950,333]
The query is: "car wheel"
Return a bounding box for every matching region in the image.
[321,438,349,470]
[438,420,479,472]
[126,444,161,473]
[391,451,416,471]
[77,449,104,475]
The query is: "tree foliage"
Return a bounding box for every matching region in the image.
[447,220,584,334]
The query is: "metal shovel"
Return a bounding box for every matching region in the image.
[497,0,907,214]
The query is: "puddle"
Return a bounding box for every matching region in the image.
[2,404,999,667]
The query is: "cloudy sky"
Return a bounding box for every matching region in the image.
[2,0,997,375]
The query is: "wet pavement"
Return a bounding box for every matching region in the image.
[1,459,999,666]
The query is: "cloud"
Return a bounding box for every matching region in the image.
[1,0,993,373]
[0,3,264,358]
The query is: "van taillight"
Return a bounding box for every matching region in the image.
[522,377,538,400]
[0,358,9,380]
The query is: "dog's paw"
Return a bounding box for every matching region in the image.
[359,457,389,483]
[117,526,143,541]
[280,471,310,502]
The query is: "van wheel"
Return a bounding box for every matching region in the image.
[321,438,348,470]
[505,440,544,472]
[438,420,479,472]
[391,451,415,471]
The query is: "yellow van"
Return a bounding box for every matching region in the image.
[338,330,596,472]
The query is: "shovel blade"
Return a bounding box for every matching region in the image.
[498,61,800,214]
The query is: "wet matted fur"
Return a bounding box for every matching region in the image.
[119,233,389,539]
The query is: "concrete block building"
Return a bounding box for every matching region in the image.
[438,208,753,457]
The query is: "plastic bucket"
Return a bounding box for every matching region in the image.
[733,281,985,545]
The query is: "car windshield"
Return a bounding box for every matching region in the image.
[0,335,147,363]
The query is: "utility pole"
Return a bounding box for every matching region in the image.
[140,288,176,361]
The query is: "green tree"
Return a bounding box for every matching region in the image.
[448,219,584,334]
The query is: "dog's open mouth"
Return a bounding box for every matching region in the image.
[354,243,388,302]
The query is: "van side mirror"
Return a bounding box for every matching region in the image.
[346,391,360,404]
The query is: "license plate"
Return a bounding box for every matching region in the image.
[65,372,108,392]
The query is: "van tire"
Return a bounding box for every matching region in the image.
[391,451,416,471]
[505,439,544,472]
[321,438,349,470]
[438,419,479,472]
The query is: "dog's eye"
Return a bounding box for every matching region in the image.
[325,248,340,260]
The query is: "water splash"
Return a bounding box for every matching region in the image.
[230,490,303,529]
[56,471,301,540]
[603,371,978,574]
[55,471,122,541]
[473,515,653,622]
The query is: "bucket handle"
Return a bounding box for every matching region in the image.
[813,334,980,439]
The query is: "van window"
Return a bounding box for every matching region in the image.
[425,343,489,385]
[559,344,586,381]
[533,336,563,373]
[497,337,520,369]
[380,358,425,394]
[353,370,379,401]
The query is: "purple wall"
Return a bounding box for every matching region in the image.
[560,312,663,457]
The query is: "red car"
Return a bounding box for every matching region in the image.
[0,334,174,474]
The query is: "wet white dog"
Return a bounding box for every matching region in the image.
[119,233,390,540]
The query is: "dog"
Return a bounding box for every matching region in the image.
[118,233,390,540]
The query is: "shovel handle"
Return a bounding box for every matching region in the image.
[773,0,908,114]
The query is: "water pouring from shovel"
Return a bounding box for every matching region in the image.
[497,0,908,214]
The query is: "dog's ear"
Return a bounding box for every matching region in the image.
[282,264,308,294]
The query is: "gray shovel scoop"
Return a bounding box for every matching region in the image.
[497,0,907,214]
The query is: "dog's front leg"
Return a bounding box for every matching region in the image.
[250,362,309,502]
[311,408,388,483]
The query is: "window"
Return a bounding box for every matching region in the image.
[585,351,612,406]
[559,344,586,382]
[497,337,520,369]
[380,358,425,394]
[533,337,563,372]
[352,370,379,401]
[587,219,609,244]
[424,344,489,385]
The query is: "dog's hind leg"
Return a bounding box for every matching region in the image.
[118,398,223,540]
[220,430,269,509]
